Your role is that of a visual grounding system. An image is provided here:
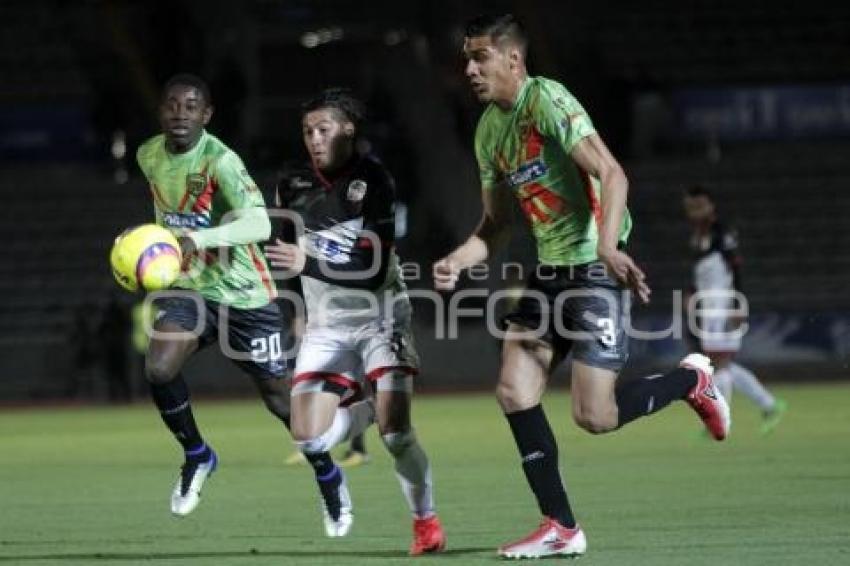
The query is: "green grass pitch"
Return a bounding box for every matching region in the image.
[1,384,849,565]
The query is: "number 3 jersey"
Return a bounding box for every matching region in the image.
[275,154,408,329]
[136,130,276,309]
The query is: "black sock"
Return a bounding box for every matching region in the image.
[279,414,340,514]
[304,451,336,478]
[305,452,342,520]
[616,367,699,427]
[349,433,366,454]
[506,405,576,528]
[149,376,204,454]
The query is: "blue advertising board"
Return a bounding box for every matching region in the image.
[671,84,850,140]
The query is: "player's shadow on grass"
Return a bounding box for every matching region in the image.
[0,547,493,561]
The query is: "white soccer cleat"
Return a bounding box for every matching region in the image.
[321,472,353,537]
[498,517,587,559]
[170,450,218,517]
[681,353,732,440]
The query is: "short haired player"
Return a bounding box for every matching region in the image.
[433,15,731,559]
[266,88,446,554]
[137,73,341,519]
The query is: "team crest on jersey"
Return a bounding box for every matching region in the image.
[186,173,208,196]
[347,179,368,202]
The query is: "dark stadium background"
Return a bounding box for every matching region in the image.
[1,0,848,402]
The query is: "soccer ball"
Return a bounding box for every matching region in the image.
[110,224,182,292]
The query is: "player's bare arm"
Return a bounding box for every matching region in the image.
[265,238,306,273]
[433,188,512,291]
[570,134,650,303]
[176,236,196,270]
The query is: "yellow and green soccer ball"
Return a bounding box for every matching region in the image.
[110,224,182,292]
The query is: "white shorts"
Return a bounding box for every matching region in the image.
[698,316,743,353]
[293,315,419,395]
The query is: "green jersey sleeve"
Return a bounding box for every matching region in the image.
[533,82,596,155]
[212,150,267,210]
[189,206,271,249]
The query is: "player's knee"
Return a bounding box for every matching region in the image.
[495,381,514,408]
[144,358,178,385]
[295,429,335,455]
[573,410,617,434]
[381,429,415,456]
[496,380,534,413]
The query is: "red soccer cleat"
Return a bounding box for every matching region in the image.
[498,517,587,559]
[681,353,731,440]
[409,515,446,556]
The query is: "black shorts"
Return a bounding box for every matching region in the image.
[503,263,630,372]
[153,292,290,379]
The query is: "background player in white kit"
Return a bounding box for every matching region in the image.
[266,88,446,554]
[684,186,787,433]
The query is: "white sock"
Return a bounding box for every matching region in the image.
[341,399,375,442]
[383,430,435,519]
[729,362,776,411]
[320,400,376,450]
[713,367,734,404]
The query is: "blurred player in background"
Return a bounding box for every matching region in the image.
[136,73,340,518]
[683,186,787,433]
[266,88,446,553]
[338,432,369,466]
[433,14,730,559]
